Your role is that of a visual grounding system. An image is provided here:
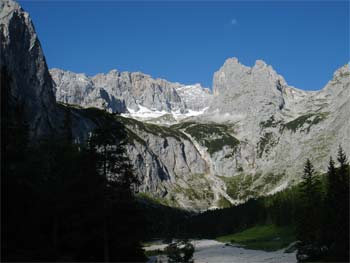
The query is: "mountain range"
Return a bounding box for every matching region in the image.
[1,0,349,211]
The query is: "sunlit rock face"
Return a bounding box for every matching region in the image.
[51,68,213,123]
[52,55,350,211]
[3,0,349,211]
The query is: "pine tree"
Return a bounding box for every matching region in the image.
[297,159,322,245]
[334,146,349,261]
[86,119,145,262]
[323,157,338,248]
[321,147,349,262]
[337,146,349,189]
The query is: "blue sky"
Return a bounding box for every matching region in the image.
[20,1,349,91]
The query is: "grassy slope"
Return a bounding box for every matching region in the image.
[171,122,239,155]
[216,224,296,251]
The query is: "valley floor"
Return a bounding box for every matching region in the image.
[145,239,297,263]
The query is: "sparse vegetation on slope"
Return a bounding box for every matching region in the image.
[219,174,262,201]
[172,122,240,155]
[259,115,284,129]
[217,197,232,208]
[216,224,296,251]
[173,174,215,208]
[116,115,189,141]
[257,132,276,158]
[285,112,329,133]
[219,173,285,201]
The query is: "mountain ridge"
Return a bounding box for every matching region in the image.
[52,60,349,211]
[2,0,349,211]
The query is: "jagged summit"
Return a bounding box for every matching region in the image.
[51,58,349,130]
[2,0,349,210]
[213,57,287,95]
[0,0,21,17]
[332,63,350,80]
[51,68,211,120]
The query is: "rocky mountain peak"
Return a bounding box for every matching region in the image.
[333,63,350,80]
[213,57,286,96]
[210,57,286,123]
[1,0,57,138]
[3,0,349,211]
[0,0,20,18]
[254,59,268,68]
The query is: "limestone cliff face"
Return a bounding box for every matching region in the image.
[3,0,349,211]
[51,68,191,114]
[0,0,57,138]
[57,59,349,210]
[50,68,212,119]
[204,58,349,197]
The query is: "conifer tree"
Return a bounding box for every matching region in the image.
[323,157,338,248]
[86,118,145,262]
[320,147,349,261]
[334,146,349,261]
[297,159,322,245]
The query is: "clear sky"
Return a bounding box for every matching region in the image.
[19,0,349,91]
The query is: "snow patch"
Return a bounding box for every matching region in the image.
[172,107,209,120]
[121,104,209,122]
[122,105,169,119]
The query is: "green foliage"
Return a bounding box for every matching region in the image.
[217,197,232,208]
[116,115,188,142]
[219,173,285,201]
[321,147,349,261]
[137,192,178,207]
[259,115,283,129]
[257,132,275,158]
[220,174,257,200]
[172,122,240,155]
[295,153,349,262]
[218,176,241,199]
[182,182,303,241]
[261,172,285,186]
[285,112,328,133]
[216,224,296,251]
[172,174,215,204]
[297,159,323,245]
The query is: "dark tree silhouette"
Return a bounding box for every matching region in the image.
[85,118,146,262]
[296,159,324,261]
[325,146,349,261]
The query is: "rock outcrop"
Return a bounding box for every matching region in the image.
[2,0,349,211]
[0,0,57,138]
[50,68,212,120]
[54,58,349,210]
